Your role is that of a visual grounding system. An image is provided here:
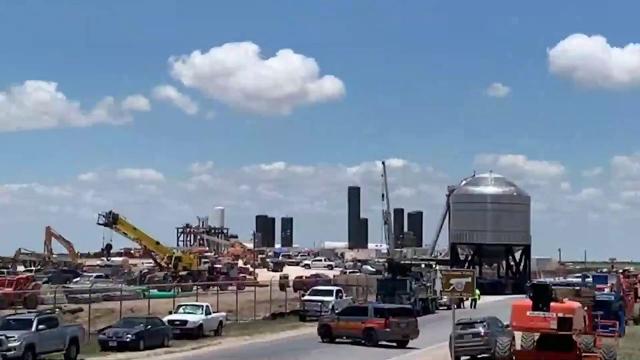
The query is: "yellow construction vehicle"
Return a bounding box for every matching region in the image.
[44,226,80,264]
[97,210,248,288]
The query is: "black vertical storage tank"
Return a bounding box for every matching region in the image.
[407,211,423,247]
[255,215,268,248]
[348,186,362,249]
[360,218,368,248]
[281,217,293,247]
[393,208,405,248]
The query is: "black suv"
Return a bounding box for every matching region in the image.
[450,316,514,360]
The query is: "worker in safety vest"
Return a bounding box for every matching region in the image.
[470,288,481,309]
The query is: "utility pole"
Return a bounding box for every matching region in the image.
[558,248,562,263]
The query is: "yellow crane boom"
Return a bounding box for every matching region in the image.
[97,210,198,272]
[44,226,79,263]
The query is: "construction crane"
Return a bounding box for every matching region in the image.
[44,226,79,263]
[97,210,199,273]
[381,160,394,253]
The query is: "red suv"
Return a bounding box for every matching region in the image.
[317,303,419,348]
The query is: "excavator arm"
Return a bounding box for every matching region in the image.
[97,210,198,271]
[44,226,79,263]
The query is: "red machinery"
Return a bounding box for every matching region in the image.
[0,274,41,310]
[510,281,618,360]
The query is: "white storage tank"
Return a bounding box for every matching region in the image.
[213,206,225,228]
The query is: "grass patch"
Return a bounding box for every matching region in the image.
[620,325,640,360]
[77,315,310,358]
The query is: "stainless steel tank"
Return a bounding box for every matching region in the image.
[449,172,531,246]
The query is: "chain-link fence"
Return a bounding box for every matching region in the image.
[0,276,380,341]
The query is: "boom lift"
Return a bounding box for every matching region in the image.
[44,226,79,264]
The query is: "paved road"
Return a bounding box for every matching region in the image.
[189,297,517,360]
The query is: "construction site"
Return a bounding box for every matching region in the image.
[0,162,637,360]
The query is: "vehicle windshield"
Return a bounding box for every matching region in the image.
[0,318,33,331]
[456,321,486,331]
[114,318,146,329]
[387,307,415,318]
[175,304,204,315]
[280,254,293,259]
[307,289,334,297]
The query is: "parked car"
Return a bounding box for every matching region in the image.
[278,253,301,266]
[449,316,514,360]
[163,302,226,338]
[317,304,419,348]
[98,316,171,352]
[438,296,453,310]
[0,310,84,360]
[299,286,353,321]
[340,269,361,275]
[72,273,111,284]
[292,273,332,293]
[42,269,81,285]
[302,257,335,270]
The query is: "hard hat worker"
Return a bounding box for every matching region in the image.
[470,288,481,309]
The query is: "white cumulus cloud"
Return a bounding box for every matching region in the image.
[474,154,566,182]
[0,80,142,132]
[121,94,151,112]
[169,41,346,115]
[485,82,511,98]
[189,161,214,174]
[116,168,165,182]
[77,172,99,182]
[582,166,603,177]
[152,85,199,115]
[548,33,640,89]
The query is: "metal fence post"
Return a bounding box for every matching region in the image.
[235,286,239,322]
[119,283,123,320]
[269,280,273,315]
[195,283,199,302]
[88,284,93,341]
[285,286,288,313]
[53,287,57,309]
[253,283,257,320]
[172,284,176,312]
[147,284,152,315]
[216,285,220,311]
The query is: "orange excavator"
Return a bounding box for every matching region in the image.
[43,226,80,264]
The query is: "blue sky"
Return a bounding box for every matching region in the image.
[1,2,640,260]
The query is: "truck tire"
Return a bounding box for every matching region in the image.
[520,332,536,351]
[162,335,170,348]
[327,265,334,270]
[318,324,335,343]
[64,339,79,360]
[195,325,204,339]
[0,296,8,310]
[600,343,617,360]
[299,314,307,322]
[304,264,311,269]
[395,340,409,348]
[137,339,146,351]
[363,328,378,347]
[21,346,35,360]
[494,336,514,360]
[578,335,595,353]
[23,293,38,310]
[214,322,223,337]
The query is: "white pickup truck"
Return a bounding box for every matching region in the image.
[301,257,335,270]
[163,302,226,338]
[299,286,353,321]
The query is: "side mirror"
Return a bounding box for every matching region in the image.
[504,324,511,329]
[168,311,173,315]
[37,325,47,332]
